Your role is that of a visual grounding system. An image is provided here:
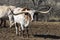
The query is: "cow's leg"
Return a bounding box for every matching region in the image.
[10,21,13,27]
[8,17,11,27]
[3,20,6,27]
[8,14,14,28]
[26,27,29,37]
[20,23,24,31]
[23,27,29,38]
[21,24,25,37]
[0,18,3,27]
[18,24,21,36]
[24,20,29,37]
[15,23,18,35]
[20,24,24,37]
[19,26,21,36]
[7,10,13,28]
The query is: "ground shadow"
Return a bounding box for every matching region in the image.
[33,34,60,39]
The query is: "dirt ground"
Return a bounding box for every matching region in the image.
[0,21,60,40]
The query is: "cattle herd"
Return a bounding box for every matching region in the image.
[0,5,52,37]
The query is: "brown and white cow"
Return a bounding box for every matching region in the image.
[10,11,31,35]
[9,7,52,36]
[13,7,36,21]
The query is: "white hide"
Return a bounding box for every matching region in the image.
[13,7,24,14]
[13,13,30,34]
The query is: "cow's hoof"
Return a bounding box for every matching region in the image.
[32,20,34,22]
[16,34,19,36]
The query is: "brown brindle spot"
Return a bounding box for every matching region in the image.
[24,12,32,23]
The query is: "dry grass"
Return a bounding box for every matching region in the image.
[0,21,60,40]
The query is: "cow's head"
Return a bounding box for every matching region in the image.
[23,12,32,22]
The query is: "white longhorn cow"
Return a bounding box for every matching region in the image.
[0,5,16,27]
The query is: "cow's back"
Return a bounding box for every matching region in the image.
[0,6,9,18]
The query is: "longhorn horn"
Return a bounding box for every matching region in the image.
[38,7,52,13]
[21,11,30,13]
